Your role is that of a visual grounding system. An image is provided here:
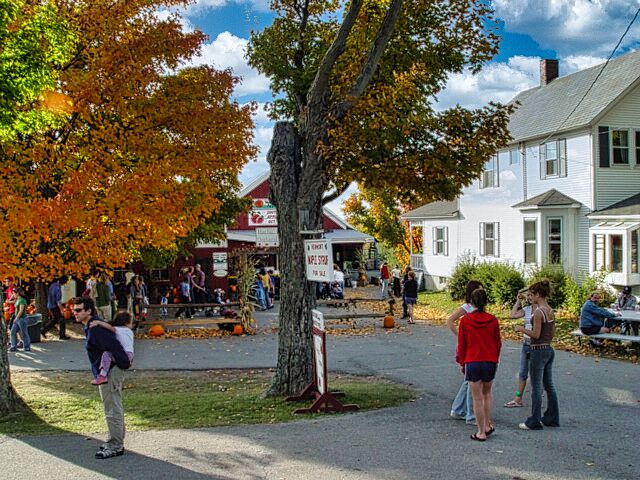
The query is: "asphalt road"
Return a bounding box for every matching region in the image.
[2,305,639,480]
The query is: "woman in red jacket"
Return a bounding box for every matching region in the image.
[457,288,501,441]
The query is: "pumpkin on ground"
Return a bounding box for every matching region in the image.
[148,325,165,336]
[383,315,395,329]
[232,324,243,335]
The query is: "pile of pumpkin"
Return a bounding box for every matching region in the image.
[143,323,245,339]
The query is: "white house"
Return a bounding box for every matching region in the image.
[402,51,640,291]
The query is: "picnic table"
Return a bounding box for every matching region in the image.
[610,309,640,335]
[570,308,640,346]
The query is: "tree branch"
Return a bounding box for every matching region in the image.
[334,0,405,119]
[307,0,364,102]
[321,181,351,206]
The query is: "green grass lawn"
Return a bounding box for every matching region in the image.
[1,370,417,436]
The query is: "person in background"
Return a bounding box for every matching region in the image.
[403,271,418,324]
[175,274,193,319]
[447,280,484,426]
[391,265,402,298]
[4,276,17,330]
[379,262,391,300]
[267,270,277,303]
[401,266,412,319]
[160,290,169,320]
[456,288,501,441]
[9,288,30,352]
[258,268,273,309]
[192,264,207,305]
[579,291,621,346]
[504,288,536,408]
[96,273,112,321]
[43,275,70,340]
[614,286,637,310]
[516,280,560,430]
[333,265,345,292]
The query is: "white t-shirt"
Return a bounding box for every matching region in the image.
[391,268,401,279]
[334,270,344,283]
[115,326,134,354]
[522,305,534,342]
[461,303,475,314]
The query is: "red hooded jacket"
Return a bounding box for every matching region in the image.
[457,311,501,365]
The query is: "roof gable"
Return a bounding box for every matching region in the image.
[590,192,640,217]
[508,50,640,143]
[512,189,581,209]
[401,200,458,220]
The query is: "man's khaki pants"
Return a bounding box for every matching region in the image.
[98,366,125,449]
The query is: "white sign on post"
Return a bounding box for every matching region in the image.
[255,227,279,247]
[312,309,326,395]
[304,239,333,282]
[212,252,228,278]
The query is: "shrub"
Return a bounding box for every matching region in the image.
[527,264,569,308]
[448,254,478,300]
[475,261,525,305]
[562,270,615,316]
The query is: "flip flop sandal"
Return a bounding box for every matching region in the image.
[504,400,523,408]
[486,426,495,436]
[470,433,486,442]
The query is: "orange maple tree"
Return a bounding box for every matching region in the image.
[0,0,256,282]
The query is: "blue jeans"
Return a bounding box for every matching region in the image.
[519,343,531,381]
[10,316,31,350]
[451,380,475,423]
[381,279,389,299]
[525,347,559,428]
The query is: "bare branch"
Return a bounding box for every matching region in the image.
[321,181,351,205]
[335,0,405,119]
[307,0,364,102]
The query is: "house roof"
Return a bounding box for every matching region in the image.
[227,229,374,245]
[508,50,640,143]
[589,192,640,217]
[512,189,581,209]
[400,200,459,220]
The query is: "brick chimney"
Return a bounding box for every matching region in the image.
[540,59,559,86]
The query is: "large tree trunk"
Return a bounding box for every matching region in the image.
[34,281,48,316]
[0,317,19,413]
[265,121,323,397]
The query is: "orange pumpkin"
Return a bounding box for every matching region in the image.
[148,325,165,336]
[232,324,244,335]
[63,308,72,320]
[3,310,9,321]
[383,315,395,328]
[230,285,237,293]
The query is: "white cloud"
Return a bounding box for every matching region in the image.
[184,0,271,15]
[562,54,607,73]
[493,0,640,57]
[187,31,271,96]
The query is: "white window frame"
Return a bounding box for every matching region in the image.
[523,219,537,264]
[547,217,563,264]
[479,222,499,257]
[480,155,499,189]
[509,148,519,165]
[432,226,449,256]
[610,128,630,165]
[539,139,567,179]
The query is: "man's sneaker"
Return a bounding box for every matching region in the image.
[519,422,543,430]
[91,375,108,386]
[589,339,602,347]
[9,347,17,352]
[450,412,465,420]
[24,347,31,352]
[95,447,124,459]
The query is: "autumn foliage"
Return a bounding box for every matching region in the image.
[0,0,256,281]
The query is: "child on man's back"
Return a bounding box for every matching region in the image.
[89,311,135,385]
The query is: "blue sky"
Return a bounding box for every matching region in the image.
[175,0,640,209]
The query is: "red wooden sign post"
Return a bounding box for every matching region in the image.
[286,310,359,413]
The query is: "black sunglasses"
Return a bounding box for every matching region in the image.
[73,308,85,313]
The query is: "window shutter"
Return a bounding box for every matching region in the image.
[432,227,437,255]
[494,155,500,187]
[539,144,546,179]
[479,223,485,256]
[599,126,610,168]
[559,139,567,177]
[495,223,500,257]
[444,227,449,256]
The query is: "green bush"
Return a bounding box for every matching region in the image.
[562,270,615,316]
[474,261,525,305]
[527,264,569,308]
[448,254,478,300]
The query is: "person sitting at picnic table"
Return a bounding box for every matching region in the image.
[613,286,637,310]
[580,291,621,346]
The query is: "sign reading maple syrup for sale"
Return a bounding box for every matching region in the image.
[248,198,278,226]
[304,239,333,282]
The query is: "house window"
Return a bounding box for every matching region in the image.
[611,129,629,165]
[547,218,562,264]
[480,155,498,189]
[524,219,537,264]
[432,226,448,256]
[610,235,623,272]
[149,268,170,282]
[479,222,499,257]
[632,229,639,274]
[594,234,605,270]
[510,148,519,165]
[539,139,567,179]
[636,131,640,166]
